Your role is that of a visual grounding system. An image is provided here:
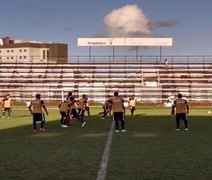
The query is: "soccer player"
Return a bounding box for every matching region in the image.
[63,93,86,127]
[58,100,68,126]
[28,94,48,131]
[77,94,87,122]
[129,96,136,116]
[1,94,13,118]
[84,94,91,117]
[111,91,126,132]
[171,93,189,131]
[66,91,73,101]
[99,97,112,119]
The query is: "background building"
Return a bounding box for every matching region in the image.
[0,37,68,63]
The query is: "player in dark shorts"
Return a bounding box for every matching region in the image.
[62,93,86,127]
[1,94,13,119]
[111,91,126,132]
[58,100,68,126]
[77,94,87,122]
[129,96,136,116]
[99,98,112,119]
[84,95,91,117]
[171,93,189,131]
[28,94,48,131]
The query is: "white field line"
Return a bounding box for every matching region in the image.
[96,121,114,180]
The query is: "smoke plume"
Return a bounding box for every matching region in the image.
[149,19,177,30]
[103,4,177,37]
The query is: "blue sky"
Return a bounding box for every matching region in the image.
[0,0,212,56]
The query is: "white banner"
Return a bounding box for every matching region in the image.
[78,38,173,46]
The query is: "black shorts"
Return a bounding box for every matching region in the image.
[130,106,135,111]
[113,112,124,121]
[176,113,187,121]
[67,108,78,117]
[3,108,11,112]
[78,108,85,116]
[33,113,45,122]
[60,111,66,117]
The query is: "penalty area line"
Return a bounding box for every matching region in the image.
[96,121,115,180]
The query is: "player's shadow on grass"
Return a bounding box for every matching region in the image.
[0,114,211,180]
[0,114,210,136]
[0,115,112,180]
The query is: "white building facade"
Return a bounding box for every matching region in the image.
[0,37,68,63]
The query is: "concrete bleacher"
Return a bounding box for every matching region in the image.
[0,57,212,102]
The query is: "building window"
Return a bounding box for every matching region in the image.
[7,50,9,53]
[24,49,27,52]
[7,57,9,59]
[19,49,22,52]
[24,56,26,59]
[43,50,45,59]
[11,50,14,53]
[19,56,22,59]
[47,50,50,59]
[11,56,13,59]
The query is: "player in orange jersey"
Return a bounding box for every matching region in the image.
[1,94,13,119]
[111,91,126,132]
[28,94,48,131]
[172,94,189,131]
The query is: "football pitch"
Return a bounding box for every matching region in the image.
[0,106,212,180]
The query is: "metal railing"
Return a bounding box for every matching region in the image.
[0,55,212,64]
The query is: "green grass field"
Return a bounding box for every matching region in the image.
[0,106,212,180]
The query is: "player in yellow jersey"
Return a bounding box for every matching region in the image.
[129,96,136,116]
[84,94,91,117]
[58,100,69,126]
[99,97,112,119]
[171,94,189,131]
[63,93,86,127]
[111,91,126,132]
[77,94,87,122]
[1,94,13,118]
[28,94,48,131]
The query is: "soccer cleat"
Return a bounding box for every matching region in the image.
[115,130,119,133]
[121,129,126,132]
[185,128,189,131]
[101,117,105,119]
[62,125,68,128]
[8,116,10,118]
[39,128,46,131]
[2,116,5,119]
[175,128,180,131]
[81,122,86,127]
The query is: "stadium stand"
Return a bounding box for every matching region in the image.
[0,56,212,103]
